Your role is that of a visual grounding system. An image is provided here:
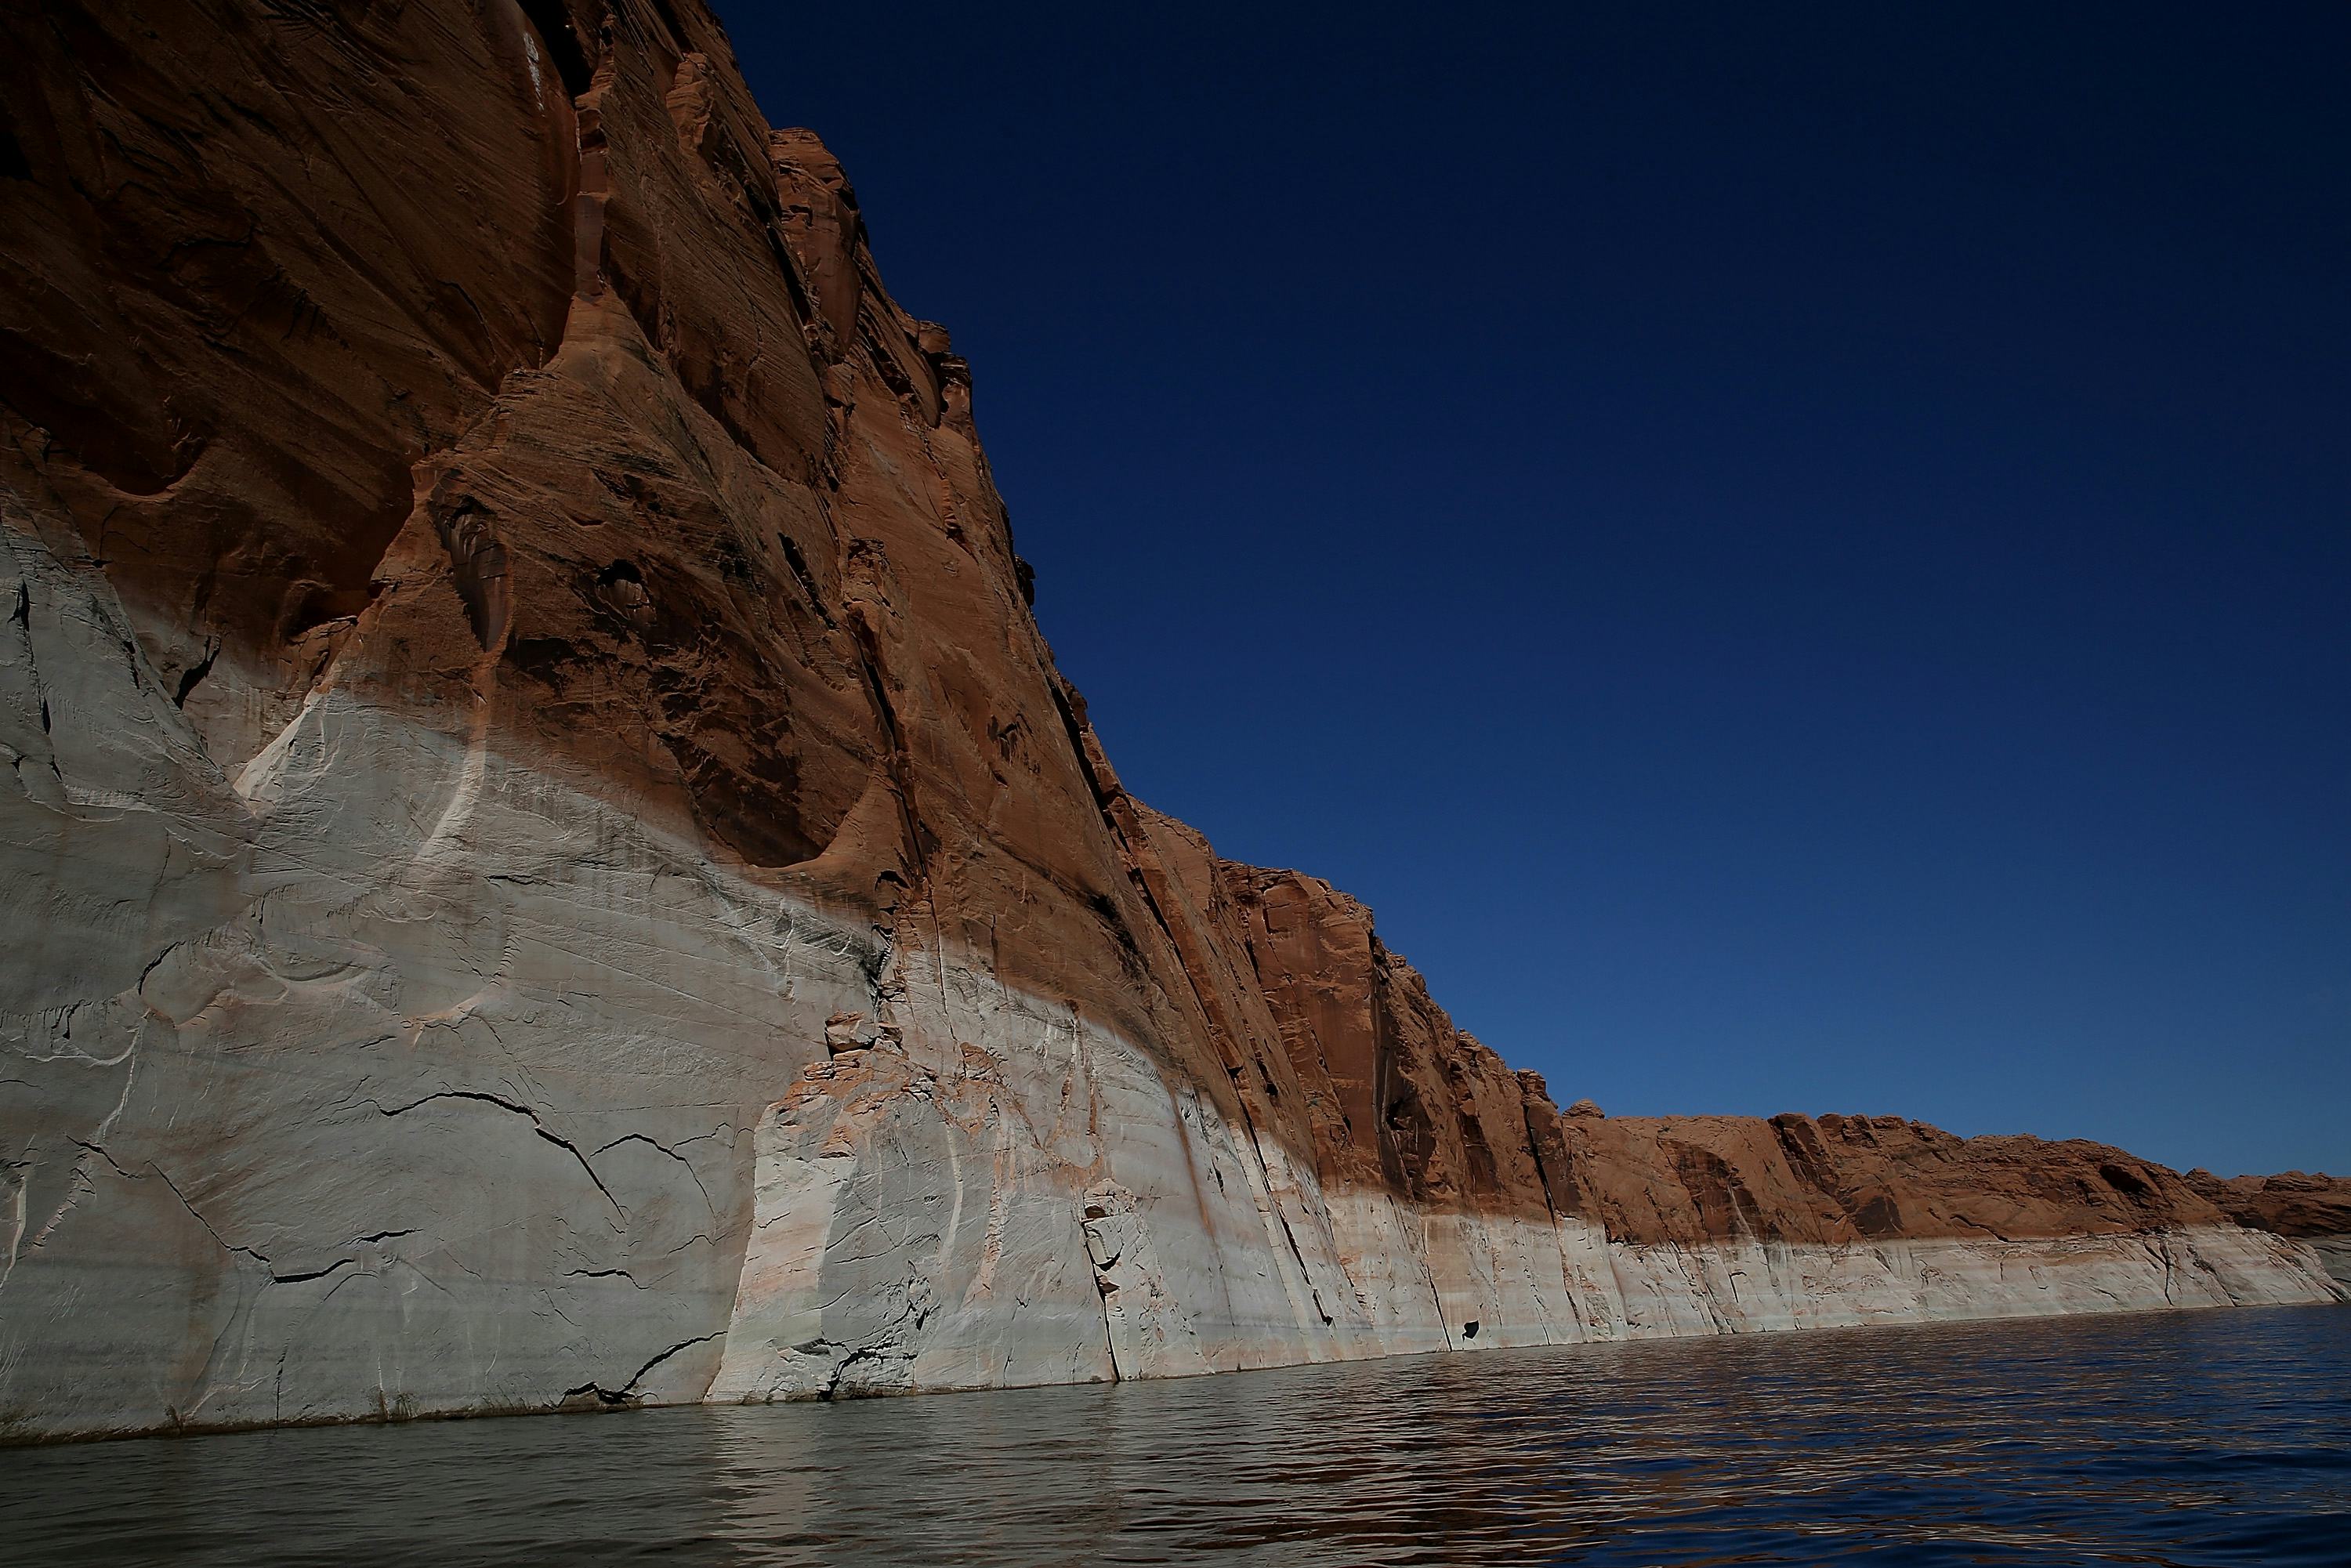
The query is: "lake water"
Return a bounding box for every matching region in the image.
[5,1305,2347,1566]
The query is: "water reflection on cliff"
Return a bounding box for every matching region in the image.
[5,1305,2347,1565]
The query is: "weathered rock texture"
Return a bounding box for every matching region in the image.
[2184,1170,2351,1291]
[0,0,2338,1443]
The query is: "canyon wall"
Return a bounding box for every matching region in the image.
[0,0,2338,1443]
[2184,1170,2351,1291]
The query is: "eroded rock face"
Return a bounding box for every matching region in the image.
[0,0,2339,1443]
[2183,1171,2351,1289]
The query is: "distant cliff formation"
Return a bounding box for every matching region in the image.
[2,0,2341,1443]
[2185,1170,2351,1287]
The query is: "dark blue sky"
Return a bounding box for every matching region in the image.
[716,3,2349,1177]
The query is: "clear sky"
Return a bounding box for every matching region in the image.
[715,2,2349,1178]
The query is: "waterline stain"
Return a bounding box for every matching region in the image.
[4,1305,2346,1565]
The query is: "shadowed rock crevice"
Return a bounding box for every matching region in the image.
[519,0,597,100]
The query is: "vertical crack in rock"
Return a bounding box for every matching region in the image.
[844,605,933,883]
[773,532,836,629]
[1042,675,1331,1335]
[517,0,596,100]
[1360,954,1456,1342]
[1083,1190,1128,1382]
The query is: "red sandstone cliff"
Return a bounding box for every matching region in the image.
[0,0,2338,1442]
[2185,1170,2351,1238]
[1206,853,2346,1256]
[2181,1169,2351,1285]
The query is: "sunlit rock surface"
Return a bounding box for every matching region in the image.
[2,0,2340,1443]
[2183,1169,2351,1290]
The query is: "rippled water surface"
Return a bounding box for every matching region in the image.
[8,1305,2349,1566]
